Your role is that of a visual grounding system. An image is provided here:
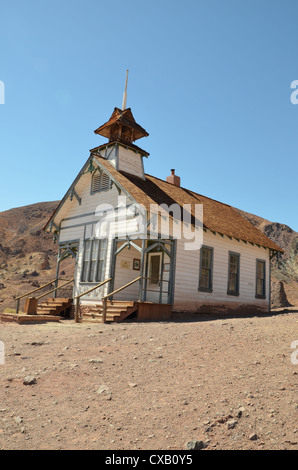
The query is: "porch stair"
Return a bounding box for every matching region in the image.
[36,298,73,317]
[82,300,138,323]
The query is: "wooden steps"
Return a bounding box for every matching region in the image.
[82,300,138,323]
[0,313,63,324]
[36,298,73,317]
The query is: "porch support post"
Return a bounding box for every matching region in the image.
[138,239,146,301]
[54,248,61,299]
[168,240,177,305]
[108,238,117,298]
[159,250,165,304]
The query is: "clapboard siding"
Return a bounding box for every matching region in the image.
[173,230,270,311]
[118,146,144,178]
[113,242,141,301]
[56,170,136,303]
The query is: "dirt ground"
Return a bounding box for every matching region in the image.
[0,311,297,451]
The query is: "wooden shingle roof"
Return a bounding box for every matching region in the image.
[94,107,149,141]
[96,157,283,252]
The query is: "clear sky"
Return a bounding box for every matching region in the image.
[0,0,297,231]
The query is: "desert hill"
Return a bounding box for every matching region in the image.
[0,201,74,313]
[0,201,297,312]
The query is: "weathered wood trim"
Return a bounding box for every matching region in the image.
[139,239,146,301]
[169,239,177,305]
[109,238,117,297]
[70,188,81,205]
[44,155,92,232]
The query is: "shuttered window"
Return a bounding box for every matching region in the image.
[199,246,213,292]
[81,239,106,283]
[256,260,266,298]
[91,170,110,194]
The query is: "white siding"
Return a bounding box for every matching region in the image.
[173,230,270,312]
[113,242,142,301]
[117,146,144,179]
[54,171,137,304]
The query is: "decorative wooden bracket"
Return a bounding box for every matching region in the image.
[70,188,81,205]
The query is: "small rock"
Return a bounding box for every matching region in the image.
[14,416,23,424]
[23,376,37,386]
[249,433,259,441]
[89,358,103,364]
[227,419,238,430]
[185,440,206,450]
[128,383,137,388]
[96,384,110,395]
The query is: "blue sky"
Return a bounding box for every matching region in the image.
[0,0,298,231]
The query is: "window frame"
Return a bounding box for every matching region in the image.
[227,251,240,296]
[198,245,214,293]
[255,259,266,299]
[80,238,107,284]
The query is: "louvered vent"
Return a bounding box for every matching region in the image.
[101,172,109,191]
[91,170,110,193]
[92,172,101,193]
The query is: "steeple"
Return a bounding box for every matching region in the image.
[94,107,149,145]
[92,73,149,179]
[122,69,129,111]
[94,70,148,146]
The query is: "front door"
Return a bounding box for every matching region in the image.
[145,249,171,303]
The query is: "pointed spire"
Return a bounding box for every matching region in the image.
[122,69,129,110]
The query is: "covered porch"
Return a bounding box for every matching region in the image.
[75,237,176,323]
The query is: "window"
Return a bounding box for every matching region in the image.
[91,169,110,194]
[256,260,266,298]
[199,246,213,292]
[148,253,161,284]
[81,239,106,283]
[227,252,240,295]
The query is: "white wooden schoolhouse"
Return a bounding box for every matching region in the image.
[43,92,282,322]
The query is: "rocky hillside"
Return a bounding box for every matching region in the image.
[234,210,298,306]
[0,201,297,312]
[237,210,298,281]
[0,201,75,313]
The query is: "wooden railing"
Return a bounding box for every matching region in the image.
[73,278,112,323]
[101,276,142,323]
[36,279,74,300]
[15,278,74,314]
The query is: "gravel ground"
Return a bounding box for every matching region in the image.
[0,311,297,450]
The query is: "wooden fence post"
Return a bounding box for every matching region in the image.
[102,298,107,323]
[75,298,80,323]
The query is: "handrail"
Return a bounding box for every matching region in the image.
[101,276,142,323]
[102,276,142,300]
[74,278,112,300]
[15,278,58,301]
[15,278,72,313]
[36,279,74,300]
[74,277,112,323]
